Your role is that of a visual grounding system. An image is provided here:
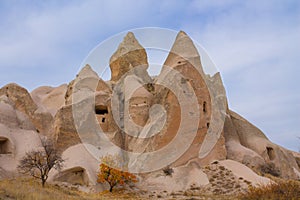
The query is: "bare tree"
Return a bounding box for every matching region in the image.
[17,138,64,187]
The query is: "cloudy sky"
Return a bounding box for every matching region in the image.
[0,0,299,151]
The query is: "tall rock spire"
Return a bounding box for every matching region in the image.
[109,32,149,82]
[163,30,205,76]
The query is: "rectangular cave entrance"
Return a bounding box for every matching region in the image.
[266,147,275,160]
[95,105,108,123]
[0,137,12,154]
[55,167,89,186]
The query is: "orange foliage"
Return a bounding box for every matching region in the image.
[97,155,137,192]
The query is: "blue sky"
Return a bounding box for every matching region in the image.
[0,0,299,151]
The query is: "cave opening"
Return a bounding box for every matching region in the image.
[54,167,89,186]
[266,147,275,160]
[203,101,207,112]
[95,105,108,115]
[0,137,12,154]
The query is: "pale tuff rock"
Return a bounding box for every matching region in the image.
[31,84,67,117]
[0,123,42,178]
[48,144,100,186]
[0,31,299,195]
[109,32,151,83]
[139,159,210,193]
[226,110,300,179]
[50,104,81,153]
[155,30,226,167]
[65,64,100,105]
[0,83,53,135]
[218,160,272,186]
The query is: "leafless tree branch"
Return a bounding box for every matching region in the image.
[17,138,64,187]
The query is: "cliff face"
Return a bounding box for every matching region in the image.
[0,31,299,192]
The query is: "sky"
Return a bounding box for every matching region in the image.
[0,0,299,151]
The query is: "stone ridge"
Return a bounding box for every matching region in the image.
[0,31,299,195]
[109,32,149,82]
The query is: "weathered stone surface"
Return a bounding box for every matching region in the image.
[138,159,209,193]
[49,144,100,186]
[151,31,226,167]
[225,110,300,179]
[0,30,299,194]
[65,64,100,105]
[109,32,151,83]
[0,93,41,177]
[224,109,265,169]
[0,95,35,131]
[0,123,42,177]
[0,83,53,135]
[31,84,67,116]
[51,104,81,153]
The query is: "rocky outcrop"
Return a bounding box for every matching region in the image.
[47,31,300,182]
[51,104,81,153]
[151,31,226,167]
[53,65,117,153]
[0,94,43,177]
[0,83,53,135]
[0,85,49,178]
[0,30,299,194]
[65,64,100,105]
[31,84,67,116]
[109,32,151,83]
[48,144,100,187]
[225,110,300,179]
[0,95,35,130]
[139,159,209,193]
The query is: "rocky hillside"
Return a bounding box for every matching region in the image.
[0,31,299,196]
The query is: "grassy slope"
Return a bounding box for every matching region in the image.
[0,178,239,200]
[0,177,299,200]
[0,178,141,200]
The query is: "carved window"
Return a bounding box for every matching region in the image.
[203,101,207,112]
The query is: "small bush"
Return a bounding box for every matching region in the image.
[163,166,174,176]
[240,180,300,200]
[260,162,281,177]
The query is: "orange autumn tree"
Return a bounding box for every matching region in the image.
[97,154,137,192]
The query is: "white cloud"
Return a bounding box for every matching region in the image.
[0,0,159,89]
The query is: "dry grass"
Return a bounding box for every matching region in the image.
[240,180,300,200]
[0,177,142,200]
[1,177,299,200]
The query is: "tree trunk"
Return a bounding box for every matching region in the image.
[109,185,113,192]
[42,179,46,187]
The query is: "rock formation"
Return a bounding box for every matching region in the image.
[0,92,43,178]
[0,31,299,195]
[109,32,150,83]
[0,83,53,134]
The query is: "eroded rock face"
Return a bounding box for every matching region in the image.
[65,64,100,105]
[1,30,299,192]
[150,31,226,167]
[109,32,151,83]
[53,65,115,153]
[0,83,53,135]
[0,94,43,178]
[225,110,300,179]
[31,84,67,116]
[47,31,300,181]
[48,144,100,186]
[139,159,210,193]
[51,104,81,153]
